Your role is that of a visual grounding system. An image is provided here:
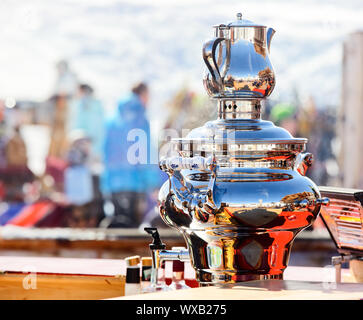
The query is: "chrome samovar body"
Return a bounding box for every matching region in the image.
[157,13,329,285]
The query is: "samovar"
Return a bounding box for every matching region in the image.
[150,13,329,286]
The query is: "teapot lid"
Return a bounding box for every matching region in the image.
[214,13,266,28]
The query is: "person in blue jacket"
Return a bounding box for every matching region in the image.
[102,82,164,228]
[68,84,105,162]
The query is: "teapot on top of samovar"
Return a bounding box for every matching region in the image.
[203,12,276,99]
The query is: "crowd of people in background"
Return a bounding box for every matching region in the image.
[0,60,166,229]
[60,80,165,229]
[0,60,339,230]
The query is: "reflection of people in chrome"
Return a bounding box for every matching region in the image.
[102,82,162,228]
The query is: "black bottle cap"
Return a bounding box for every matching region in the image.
[126,267,140,284]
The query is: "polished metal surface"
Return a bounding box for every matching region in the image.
[159,155,326,284]
[158,13,329,285]
[144,227,191,289]
[203,13,275,99]
[150,248,190,288]
[218,100,262,119]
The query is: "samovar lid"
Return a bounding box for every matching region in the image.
[214,12,266,29]
[185,118,306,143]
[171,119,308,164]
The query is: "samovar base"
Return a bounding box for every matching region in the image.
[196,269,283,285]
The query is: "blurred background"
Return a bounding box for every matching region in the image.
[0,0,362,263]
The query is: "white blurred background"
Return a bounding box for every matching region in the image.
[0,0,362,123]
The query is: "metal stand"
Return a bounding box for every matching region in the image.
[332,254,362,283]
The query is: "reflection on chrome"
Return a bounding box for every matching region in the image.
[158,13,329,285]
[203,13,276,99]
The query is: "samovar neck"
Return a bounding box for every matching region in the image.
[217,99,261,120]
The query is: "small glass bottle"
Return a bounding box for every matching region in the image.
[124,255,141,296]
[169,260,190,290]
[143,260,171,293]
[140,257,152,292]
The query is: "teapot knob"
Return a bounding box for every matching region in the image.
[237,12,242,20]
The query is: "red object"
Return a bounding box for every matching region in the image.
[35,205,70,228]
[252,88,266,95]
[7,202,55,227]
[0,181,5,200]
[164,261,199,288]
[45,156,68,186]
[185,279,199,288]
[172,260,184,272]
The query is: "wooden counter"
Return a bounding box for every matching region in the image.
[0,256,126,300]
[0,256,361,300]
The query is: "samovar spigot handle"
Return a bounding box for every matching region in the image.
[144,227,166,251]
[144,227,191,288]
[144,227,166,288]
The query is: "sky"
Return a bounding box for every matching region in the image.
[0,0,362,124]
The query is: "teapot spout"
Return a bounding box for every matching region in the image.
[267,28,275,52]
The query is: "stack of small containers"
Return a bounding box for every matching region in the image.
[124,254,191,296]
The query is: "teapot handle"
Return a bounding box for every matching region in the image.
[202,37,224,89]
